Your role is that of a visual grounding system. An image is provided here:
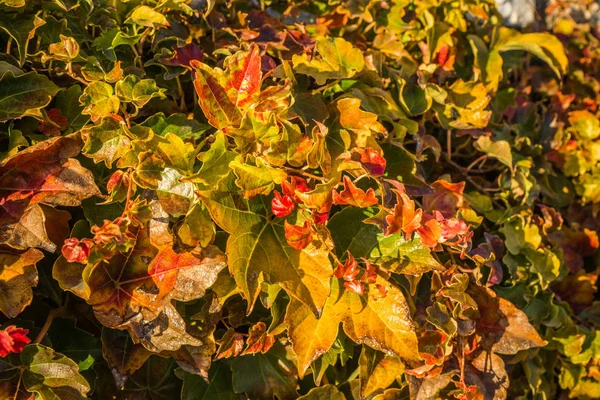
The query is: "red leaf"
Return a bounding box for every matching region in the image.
[282,176,310,203]
[38,108,68,137]
[61,237,93,264]
[334,253,360,281]
[191,62,241,130]
[437,44,449,67]
[361,258,377,284]
[353,147,386,176]
[0,326,30,357]
[344,280,365,295]
[284,220,313,250]
[224,43,263,108]
[332,176,379,208]
[271,190,294,218]
[162,43,204,67]
[422,180,465,218]
[386,191,422,239]
[312,210,329,225]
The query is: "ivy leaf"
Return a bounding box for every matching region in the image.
[0,11,45,65]
[328,207,380,259]
[79,81,120,122]
[0,71,60,122]
[369,233,443,275]
[285,277,420,377]
[230,341,298,400]
[221,43,263,108]
[125,5,170,28]
[332,176,379,208]
[82,115,132,167]
[433,80,491,129]
[474,136,513,169]
[54,224,228,352]
[0,134,101,207]
[21,344,91,399]
[470,286,547,355]
[115,75,167,108]
[198,176,332,316]
[0,203,69,252]
[140,113,210,140]
[359,346,405,398]
[230,158,288,198]
[292,37,365,85]
[0,248,43,318]
[186,132,237,186]
[100,328,152,385]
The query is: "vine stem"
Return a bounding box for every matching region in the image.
[34,309,57,344]
[281,166,327,182]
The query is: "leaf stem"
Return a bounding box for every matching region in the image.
[311,79,341,95]
[6,37,12,55]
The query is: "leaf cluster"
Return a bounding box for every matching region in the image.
[0,0,598,399]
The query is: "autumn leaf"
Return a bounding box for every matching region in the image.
[284,220,313,250]
[385,191,423,239]
[285,277,420,377]
[54,218,227,352]
[422,180,465,218]
[333,176,379,208]
[292,37,365,85]
[197,176,333,316]
[0,249,43,318]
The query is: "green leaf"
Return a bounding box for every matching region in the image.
[369,233,443,275]
[474,136,513,168]
[328,207,380,258]
[230,158,288,198]
[186,132,237,187]
[0,71,59,122]
[0,11,45,65]
[79,81,120,121]
[198,176,332,316]
[178,362,238,400]
[82,116,131,167]
[116,75,166,108]
[21,344,91,399]
[230,342,298,400]
[125,5,170,28]
[292,37,365,85]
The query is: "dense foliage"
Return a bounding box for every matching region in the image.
[0,0,599,398]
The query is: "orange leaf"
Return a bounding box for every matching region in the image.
[386,191,422,239]
[242,322,275,355]
[284,220,313,250]
[332,176,378,208]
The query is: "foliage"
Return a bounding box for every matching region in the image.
[0,0,598,399]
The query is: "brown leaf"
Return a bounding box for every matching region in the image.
[470,286,547,355]
[242,321,275,355]
[422,180,464,218]
[55,220,228,353]
[0,248,43,318]
[215,328,244,360]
